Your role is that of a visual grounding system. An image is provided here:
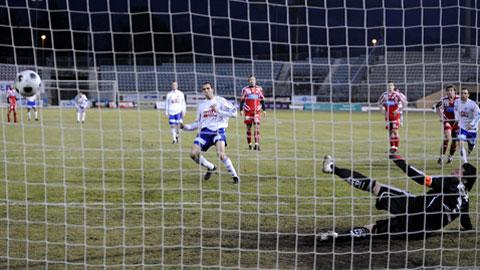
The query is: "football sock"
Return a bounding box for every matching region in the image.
[198,155,214,170]
[175,127,181,138]
[171,128,177,141]
[334,167,375,193]
[442,139,449,155]
[246,127,252,144]
[34,111,38,119]
[254,124,260,144]
[449,140,457,155]
[468,143,475,155]
[222,157,238,178]
[461,146,468,163]
[391,135,399,148]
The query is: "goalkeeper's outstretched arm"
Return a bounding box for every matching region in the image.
[389,154,433,186]
[389,154,454,189]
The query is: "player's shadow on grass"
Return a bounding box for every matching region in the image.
[296,230,476,269]
[228,230,476,268]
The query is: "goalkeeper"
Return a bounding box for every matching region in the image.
[320,154,475,241]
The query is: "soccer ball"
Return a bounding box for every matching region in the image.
[15,70,42,97]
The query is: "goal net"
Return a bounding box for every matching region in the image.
[0,1,479,269]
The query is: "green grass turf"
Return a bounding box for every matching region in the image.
[0,108,478,269]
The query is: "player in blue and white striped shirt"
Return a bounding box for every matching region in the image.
[454,88,480,163]
[182,82,239,184]
[165,80,186,144]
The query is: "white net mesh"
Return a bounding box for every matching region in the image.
[0,0,479,269]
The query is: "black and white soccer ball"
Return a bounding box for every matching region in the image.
[15,70,42,97]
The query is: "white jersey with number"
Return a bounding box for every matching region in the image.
[75,94,89,110]
[165,90,186,115]
[196,96,237,131]
[454,99,480,131]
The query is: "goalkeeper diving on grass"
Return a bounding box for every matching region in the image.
[319,153,476,241]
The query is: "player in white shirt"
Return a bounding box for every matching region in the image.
[454,88,480,163]
[75,92,89,123]
[165,80,186,144]
[181,82,240,184]
[26,94,39,121]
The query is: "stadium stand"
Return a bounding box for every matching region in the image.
[1,48,476,105]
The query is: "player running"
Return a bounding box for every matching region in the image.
[378,81,407,153]
[26,93,39,121]
[319,154,475,241]
[75,92,89,123]
[181,82,240,183]
[434,85,459,164]
[165,80,186,144]
[454,88,480,163]
[6,85,17,123]
[239,75,266,151]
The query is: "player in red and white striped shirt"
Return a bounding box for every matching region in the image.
[6,85,17,123]
[434,85,459,164]
[239,76,266,151]
[378,82,407,153]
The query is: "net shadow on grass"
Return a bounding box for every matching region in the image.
[0,230,475,269]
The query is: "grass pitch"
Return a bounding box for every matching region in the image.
[0,108,478,269]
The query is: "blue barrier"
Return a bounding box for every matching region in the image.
[303,103,363,112]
